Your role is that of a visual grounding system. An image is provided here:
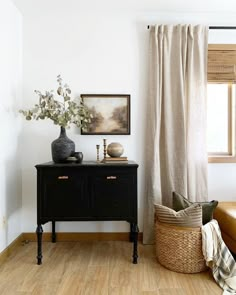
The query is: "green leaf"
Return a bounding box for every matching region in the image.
[57,87,63,95]
[64,96,70,102]
[32,107,39,113]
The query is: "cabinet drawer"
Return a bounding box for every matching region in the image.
[91,173,135,218]
[41,169,89,218]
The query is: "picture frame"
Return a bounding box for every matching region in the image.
[81,94,130,135]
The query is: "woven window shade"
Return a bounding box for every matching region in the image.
[208,44,236,83]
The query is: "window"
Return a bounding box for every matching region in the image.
[207,83,235,163]
[207,44,236,163]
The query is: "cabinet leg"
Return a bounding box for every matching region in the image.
[132,224,139,264]
[52,221,56,243]
[36,224,43,265]
[130,223,135,242]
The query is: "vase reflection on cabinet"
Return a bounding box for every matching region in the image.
[51,127,75,163]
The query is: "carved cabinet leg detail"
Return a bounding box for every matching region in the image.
[36,224,43,265]
[132,224,139,264]
[130,222,135,242]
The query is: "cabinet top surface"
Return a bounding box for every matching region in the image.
[35,161,139,168]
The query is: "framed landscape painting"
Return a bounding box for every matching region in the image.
[81,94,130,135]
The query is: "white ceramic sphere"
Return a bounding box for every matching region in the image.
[107,142,124,157]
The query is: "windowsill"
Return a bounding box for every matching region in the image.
[208,155,236,163]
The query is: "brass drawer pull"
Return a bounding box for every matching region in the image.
[58,176,69,180]
[107,176,117,180]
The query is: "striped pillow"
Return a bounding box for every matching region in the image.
[154,203,202,227]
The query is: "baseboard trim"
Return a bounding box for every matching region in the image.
[23,232,143,242]
[0,232,143,262]
[0,234,24,263]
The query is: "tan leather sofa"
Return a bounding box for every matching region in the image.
[213,202,236,254]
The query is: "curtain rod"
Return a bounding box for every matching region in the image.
[147,25,236,30]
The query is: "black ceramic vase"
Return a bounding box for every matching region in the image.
[74,152,83,163]
[51,127,75,163]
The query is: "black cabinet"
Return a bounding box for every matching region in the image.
[35,161,139,264]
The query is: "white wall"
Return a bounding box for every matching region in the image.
[19,10,147,233]
[0,0,22,252]
[12,0,236,233]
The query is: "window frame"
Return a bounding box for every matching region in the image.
[208,83,236,163]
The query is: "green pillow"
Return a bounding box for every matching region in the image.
[172,191,218,225]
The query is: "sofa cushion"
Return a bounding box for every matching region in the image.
[154,203,202,227]
[173,191,218,225]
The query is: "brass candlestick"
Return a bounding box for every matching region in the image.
[96,145,100,162]
[103,138,107,160]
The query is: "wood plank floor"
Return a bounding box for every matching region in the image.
[0,241,221,295]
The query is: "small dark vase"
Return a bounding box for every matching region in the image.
[51,127,75,163]
[74,152,83,164]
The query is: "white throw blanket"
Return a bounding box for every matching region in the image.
[202,219,236,295]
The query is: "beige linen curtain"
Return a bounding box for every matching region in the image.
[143,25,209,244]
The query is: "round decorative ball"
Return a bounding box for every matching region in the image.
[107,142,124,158]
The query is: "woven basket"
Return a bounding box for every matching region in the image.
[155,221,207,273]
